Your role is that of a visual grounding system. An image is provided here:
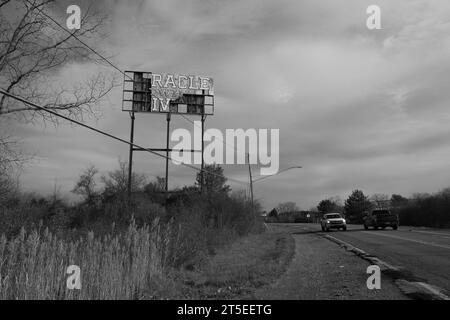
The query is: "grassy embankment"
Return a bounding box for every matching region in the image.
[149,231,295,299]
[0,215,294,300]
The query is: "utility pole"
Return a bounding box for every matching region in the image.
[247,153,255,218]
[127,111,135,199]
[248,165,303,220]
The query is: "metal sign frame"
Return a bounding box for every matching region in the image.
[123,71,214,198]
[122,71,214,115]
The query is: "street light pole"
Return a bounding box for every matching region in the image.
[247,153,255,218]
[249,165,302,220]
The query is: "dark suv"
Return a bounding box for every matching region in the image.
[363,209,399,230]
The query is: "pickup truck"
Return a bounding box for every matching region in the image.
[321,213,347,231]
[363,209,399,230]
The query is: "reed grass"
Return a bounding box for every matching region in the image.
[0,218,176,300]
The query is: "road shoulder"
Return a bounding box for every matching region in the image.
[324,232,450,300]
[253,228,408,300]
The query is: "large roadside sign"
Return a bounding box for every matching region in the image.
[122,71,214,115]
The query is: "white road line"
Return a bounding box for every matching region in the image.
[410,230,450,237]
[364,231,450,250]
[324,234,450,300]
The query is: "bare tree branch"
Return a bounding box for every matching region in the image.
[0,1,13,9]
[0,134,29,202]
[0,0,118,123]
[0,134,28,173]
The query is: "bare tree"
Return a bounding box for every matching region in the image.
[276,201,299,214]
[72,165,99,204]
[144,176,166,193]
[101,160,147,198]
[0,134,26,172]
[0,171,18,202]
[0,0,117,194]
[0,134,26,202]
[370,193,390,208]
[0,0,117,123]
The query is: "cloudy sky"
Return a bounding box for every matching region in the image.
[4,0,450,210]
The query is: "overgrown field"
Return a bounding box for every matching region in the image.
[0,216,282,300]
[0,163,283,299]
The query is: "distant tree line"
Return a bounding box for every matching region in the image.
[394,190,450,228]
[265,202,317,223]
[267,188,450,228]
[335,189,450,227]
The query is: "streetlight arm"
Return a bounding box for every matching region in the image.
[252,166,302,184]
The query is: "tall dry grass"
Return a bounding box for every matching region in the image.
[0,218,178,300]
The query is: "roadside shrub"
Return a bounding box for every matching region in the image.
[131,195,166,226]
[0,201,50,237]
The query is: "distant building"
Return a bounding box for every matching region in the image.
[264,208,279,223]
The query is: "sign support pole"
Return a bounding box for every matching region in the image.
[200,114,206,193]
[127,111,135,200]
[165,112,171,193]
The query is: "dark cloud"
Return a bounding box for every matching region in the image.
[6,0,450,209]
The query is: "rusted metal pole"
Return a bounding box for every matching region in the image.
[200,114,206,193]
[127,111,135,199]
[165,112,171,193]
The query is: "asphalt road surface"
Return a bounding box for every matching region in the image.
[289,223,450,295]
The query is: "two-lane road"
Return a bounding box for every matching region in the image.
[288,224,450,294]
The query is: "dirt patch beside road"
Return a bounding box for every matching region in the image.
[253,226,409,300]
